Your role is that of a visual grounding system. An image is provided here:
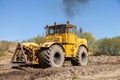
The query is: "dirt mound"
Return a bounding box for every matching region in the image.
[89,56,120,63]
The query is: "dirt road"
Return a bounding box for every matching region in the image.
[0,56,120,80]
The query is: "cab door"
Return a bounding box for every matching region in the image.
[67,26,76,44]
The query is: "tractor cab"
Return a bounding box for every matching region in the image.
[45,22,76,44]
[45,22,76,35]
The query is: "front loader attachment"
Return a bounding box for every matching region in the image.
[11,43,40,64]
[11,43,27,64]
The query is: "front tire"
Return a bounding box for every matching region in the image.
[71,46,88,66]
[39,45,64,68]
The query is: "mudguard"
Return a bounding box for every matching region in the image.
[41,42,57,48]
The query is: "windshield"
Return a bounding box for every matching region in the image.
[46,25,67,35]
[46,24,76,35]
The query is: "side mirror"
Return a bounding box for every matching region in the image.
[80,28,82,33]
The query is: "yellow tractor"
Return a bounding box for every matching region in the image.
[11,21,89,68]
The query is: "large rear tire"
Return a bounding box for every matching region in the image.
[39,45,64,68]
[71,46,88,66]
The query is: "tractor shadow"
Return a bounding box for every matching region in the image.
[11,64,41,70]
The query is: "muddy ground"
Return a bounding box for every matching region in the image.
[0,56,120,80]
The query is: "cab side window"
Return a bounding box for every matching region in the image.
[70,27,72,33]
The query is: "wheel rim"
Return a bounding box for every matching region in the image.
[81,52,87,63]
[54,52,61,65]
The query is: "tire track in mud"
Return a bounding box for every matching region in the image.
[0,56,120,80]
[0,63,120,80]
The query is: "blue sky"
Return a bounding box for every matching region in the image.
[0,0,120,41]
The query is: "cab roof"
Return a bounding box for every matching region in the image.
[45,22,76,29]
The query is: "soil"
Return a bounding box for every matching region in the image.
[0,55,120,80]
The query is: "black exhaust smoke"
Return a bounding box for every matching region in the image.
[62,0,89,18]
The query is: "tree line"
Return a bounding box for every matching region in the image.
[0,32,120,56]
[78,32,120,56]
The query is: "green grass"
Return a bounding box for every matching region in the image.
[0,52,6,57]
[72,75,79,79]
[65,61,71,64]
[88,59,93,63]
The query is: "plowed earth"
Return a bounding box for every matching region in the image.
[0,56,120,80]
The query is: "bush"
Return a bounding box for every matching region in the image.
[0,40,17,57]
[26,35,45,44]
[93,36,120,56]
[0,51,5,57]
[0,41,9,52]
